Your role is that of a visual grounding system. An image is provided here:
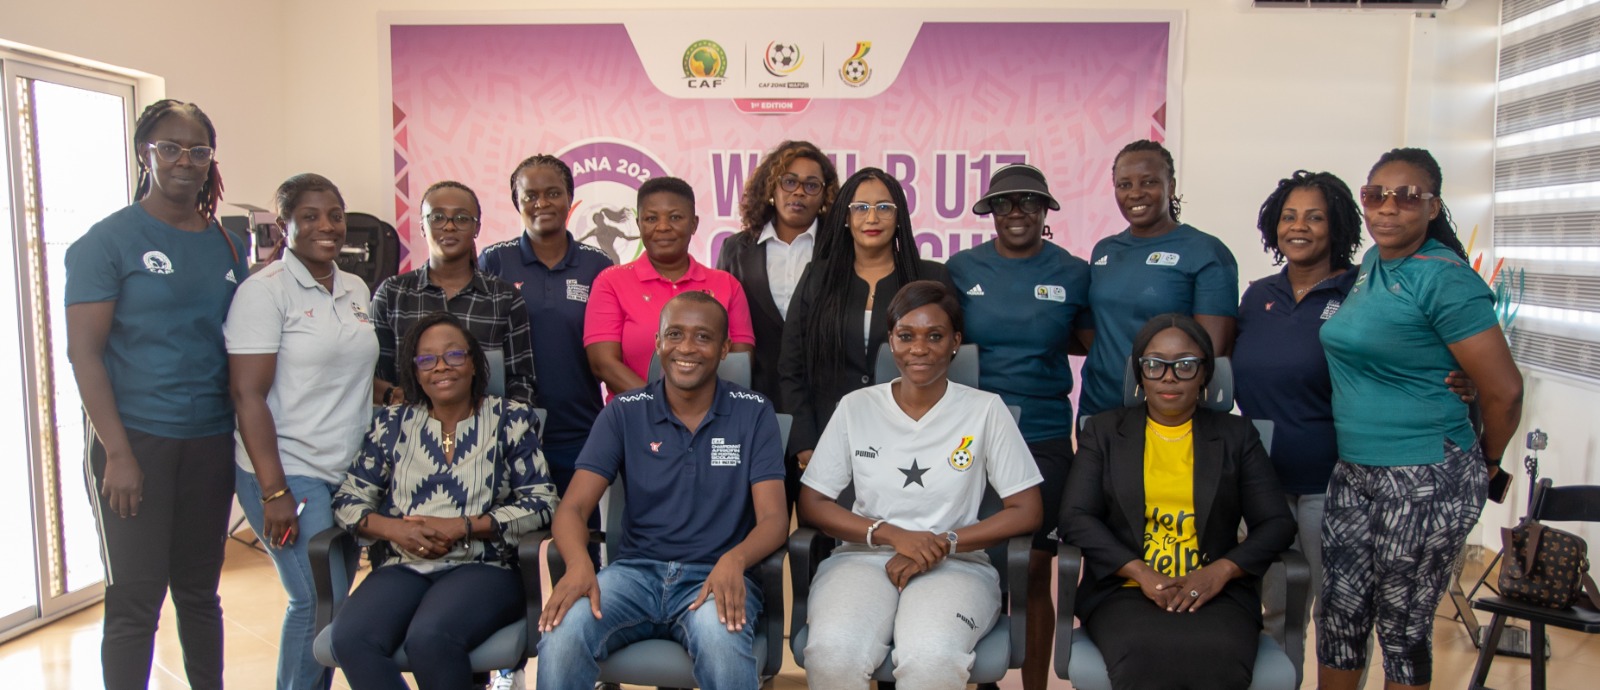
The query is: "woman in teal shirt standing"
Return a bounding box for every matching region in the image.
[1316,148,1522,690]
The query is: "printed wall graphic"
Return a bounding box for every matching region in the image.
[388,12,1177,270]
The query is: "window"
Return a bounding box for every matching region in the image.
[1494,0,1600,381]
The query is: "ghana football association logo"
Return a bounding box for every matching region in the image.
[683,39,727,88]
[949,435,975,471]
[840,42,872,87]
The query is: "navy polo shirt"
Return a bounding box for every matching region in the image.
[1233,268,1357,494]
[947,240,1090,442]
[575,378,785,565]
[480,232,613,464]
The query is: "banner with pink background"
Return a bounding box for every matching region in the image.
[388,13,1176,270]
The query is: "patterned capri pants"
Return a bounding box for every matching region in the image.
[1316,440,1487,686]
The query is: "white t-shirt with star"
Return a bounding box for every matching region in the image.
[802,381,1042,535]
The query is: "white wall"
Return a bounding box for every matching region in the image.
[1,0,287,219]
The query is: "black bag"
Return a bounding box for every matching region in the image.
[1499,522,1600,610]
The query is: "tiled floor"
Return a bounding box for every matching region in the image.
[1,538,1595,688]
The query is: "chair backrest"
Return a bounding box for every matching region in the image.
[603,411,791,558]
[1121,355,1235,412]
[873,343,981,387]
[484,348,505,397]
[341,212,401,292]
[646,351,752,389]
[1531,478,1600,523]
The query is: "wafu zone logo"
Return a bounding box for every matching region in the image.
[683,39,727,88]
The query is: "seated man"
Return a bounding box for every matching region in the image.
[536,291,788,690]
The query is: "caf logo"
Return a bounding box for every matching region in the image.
[764,41,803,77]
[948,435,975,471]
[841,41,872,87]
[683,39,727,88]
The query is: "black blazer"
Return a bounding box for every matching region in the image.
[779,258,954,457]
[717,232,788,401]
[1061,406,1295,619]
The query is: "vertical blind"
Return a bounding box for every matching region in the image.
[1495,0,1600,381]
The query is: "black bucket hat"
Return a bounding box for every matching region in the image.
[972,163,1061,215]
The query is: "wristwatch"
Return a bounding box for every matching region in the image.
[944,530,958,555]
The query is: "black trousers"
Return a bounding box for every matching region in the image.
[87,428,235,690]
[1085,587,1260,690]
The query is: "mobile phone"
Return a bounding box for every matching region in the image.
[1487,469,1512,504]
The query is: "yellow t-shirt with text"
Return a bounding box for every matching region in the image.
[1126,418,1199,586]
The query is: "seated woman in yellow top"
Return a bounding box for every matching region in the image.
[1061,313,1295,690]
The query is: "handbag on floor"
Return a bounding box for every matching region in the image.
[1499,522,1600,610]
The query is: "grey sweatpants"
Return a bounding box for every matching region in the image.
[803,546,1000,689]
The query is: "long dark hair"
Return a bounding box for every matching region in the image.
[1255,170,1363,269]
[133,100,223,221]
[802,168,924,377]
[1113,139,1181,223]
[1367,147,1468,260]
[1129,313,1216,388]
[396,312,490,408]
[738,140,840,236]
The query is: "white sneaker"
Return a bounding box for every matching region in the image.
[488,669,524,690]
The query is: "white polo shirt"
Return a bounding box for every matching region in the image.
[225,251,379,484]
[802,381,1042,535]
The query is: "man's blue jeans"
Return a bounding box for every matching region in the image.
[535,558,762,690]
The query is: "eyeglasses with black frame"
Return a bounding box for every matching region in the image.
[778,174,824,196]
[424,212,480,229]
[1138,356,1204,381]
[987,193,1046,216]
[146,141,215,166]
[1358,185,1437,211]
[414,349,469,372]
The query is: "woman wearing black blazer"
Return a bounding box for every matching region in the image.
[1062,314,1295,690]
[780,168,955,491]
[717,140,839,401]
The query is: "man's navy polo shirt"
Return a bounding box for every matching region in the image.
[1233,268,1357,495]
[575,378,785,565]
[480,232,612,460]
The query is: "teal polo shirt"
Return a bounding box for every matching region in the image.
[64,204,249,438]
[1320,239,1498,466]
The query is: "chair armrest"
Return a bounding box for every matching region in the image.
[517,531,550,656]
[545,529,605,584]
[1054,543,1083,680]
[755,544,787,676]
[1278,548,1310,689]
[786,526,830,645]
[1004,535,1031,668]
[309,527,354,637]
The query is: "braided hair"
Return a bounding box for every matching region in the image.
[1367,147,1468,260]
[738,140,840,236]
[421,180,482,217]
[133,100,223,221]
[1255,170,1363,269]
[508,154,573,211]
[1112,139,1182,223]
[801,168,924,378]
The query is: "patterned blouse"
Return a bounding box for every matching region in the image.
[333,396,556,570]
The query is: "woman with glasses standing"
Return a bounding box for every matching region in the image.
[371,181,536,407]
[65,100,249,690]
[226,174,376,690]
[947,164,1089,690]
[1078,140,1239,421]
[780,168,956,478]
[1315,149,1522,690]
[718,141,840,504]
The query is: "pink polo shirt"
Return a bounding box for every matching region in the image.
[583,256,755,393]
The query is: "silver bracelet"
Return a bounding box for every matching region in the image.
[865,519,888,547]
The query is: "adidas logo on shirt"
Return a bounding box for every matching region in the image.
[966,284,985,296]
[1094,256,1108,266]
[224,269,237,284]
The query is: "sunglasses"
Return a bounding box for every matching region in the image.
[415,349,469,371]
[778,174,824,196]
[1138,356,1204,381]
[988,194,1046,216]
[1359,185,1438,211]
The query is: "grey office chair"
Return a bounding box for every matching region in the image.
[540,413,793,686]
